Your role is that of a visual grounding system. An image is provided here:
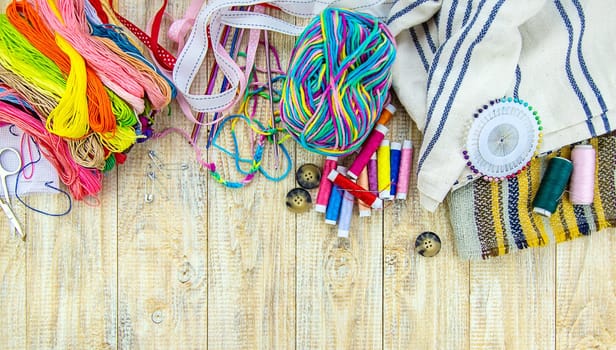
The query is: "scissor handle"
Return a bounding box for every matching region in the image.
[0,148,22,176]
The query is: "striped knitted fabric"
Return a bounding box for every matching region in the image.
[447,135,615,259]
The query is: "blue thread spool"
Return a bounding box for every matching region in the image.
[325,184,343,225]
[532,157,573,217]
[390,142,401,197]
[326,166,347,224]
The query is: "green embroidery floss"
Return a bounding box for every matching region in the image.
[532,157,573,217]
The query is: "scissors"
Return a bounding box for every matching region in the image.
[0,148,25,240]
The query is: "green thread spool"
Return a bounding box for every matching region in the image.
[532,157,573,217]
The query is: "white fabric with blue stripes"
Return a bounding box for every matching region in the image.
[387,0,616,211]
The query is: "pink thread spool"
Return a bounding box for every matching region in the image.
[368,153,378,195]
[396,140,413,200]
[569,144,595,205]
[315,156,338,212]
[347,104,395,179]
[357,166,371,217]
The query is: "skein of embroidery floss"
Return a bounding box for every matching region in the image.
[280,8,396,156]
[532,157,573,217]
[569,144,595,205]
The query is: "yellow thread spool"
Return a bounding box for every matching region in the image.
[377,139,391,200]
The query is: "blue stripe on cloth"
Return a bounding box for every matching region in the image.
[445,0,459,40]
[513,65,521,98]
[427,0,487,96]
[572,0,610,132]
[410,28,430,72]
[554,0,596,137]
[419,0,505,172]
[573,204,590,235]
[462,0,473,26]
[424,0,486,96]
[507,178,528,249]
[388,0,433,25]
[423,22,437,53]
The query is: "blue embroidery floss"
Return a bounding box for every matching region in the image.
[532,157,573,217]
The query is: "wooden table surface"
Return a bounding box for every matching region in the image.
[0,1,615,349]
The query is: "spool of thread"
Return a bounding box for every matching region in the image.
[569,144,595,205]
[532,157,573,217]
[315,156,338,213]
[396,140,413,200]
[357,166,371,217]
[325,166,347,225]
[376,104,396,126]
[338,190,355,238]
[377,140,392,200]
[347,104,395,179]
[279,8,396,156]
[368,152,378,195]
[389,142,402,197]
[327,169,383,209]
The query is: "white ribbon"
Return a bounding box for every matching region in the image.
[172,0,388,112]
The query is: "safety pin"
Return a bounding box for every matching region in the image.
[148,150,166,174]
[148,150,189,176]
[144,164,169,203]
[144,173,155,203]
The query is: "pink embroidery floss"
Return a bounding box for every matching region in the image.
[0,101,102,199]
[569,144,595,205]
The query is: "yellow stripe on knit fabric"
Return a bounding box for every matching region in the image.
[491,182,507,256]
[524,157,547,247]
[589,138,610,230]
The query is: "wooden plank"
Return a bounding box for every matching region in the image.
[0,192,26,350]
[295,112,385,347]
[25,175,118,349]
[117,139,208,350]
[469,247,556,349]
[115,1,208,349]
[295,152,383,349]
[0,1,26,348]
[383,107,470,349]
[556,228,616,349]
[206,25,296,349]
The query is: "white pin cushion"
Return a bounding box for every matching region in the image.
[462,97,542,181]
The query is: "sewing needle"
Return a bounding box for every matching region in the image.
[263,30,279,169]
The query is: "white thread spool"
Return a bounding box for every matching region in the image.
[569,144,595,205]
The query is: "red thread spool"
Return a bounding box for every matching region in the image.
[327,170,383,209]
[569,144,595,205]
